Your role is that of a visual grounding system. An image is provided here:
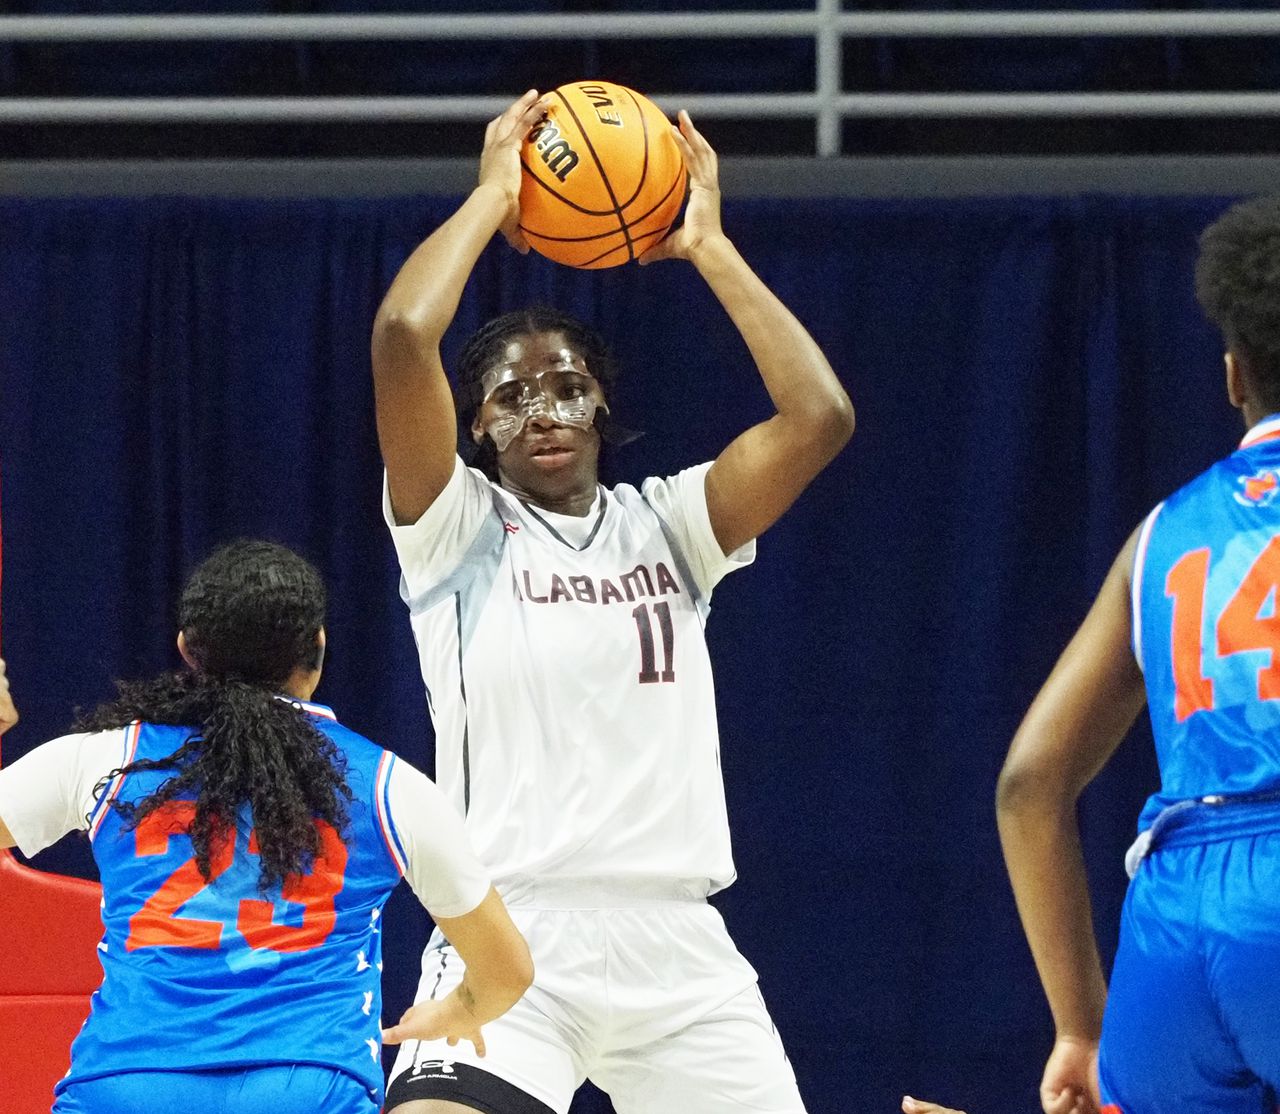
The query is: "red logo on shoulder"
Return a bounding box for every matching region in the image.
[1236,470,1280,507]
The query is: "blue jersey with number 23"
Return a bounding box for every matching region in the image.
[61,706,406,1103]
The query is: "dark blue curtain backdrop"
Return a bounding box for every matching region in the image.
[0,193,1246,1114]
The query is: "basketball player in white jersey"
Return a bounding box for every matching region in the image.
[374,90,854,1114]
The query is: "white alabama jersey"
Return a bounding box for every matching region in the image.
[384,456,755,897]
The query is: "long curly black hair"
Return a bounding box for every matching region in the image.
[455,305,619,480]
[1195,195,1280,410]
[76,540,352,890]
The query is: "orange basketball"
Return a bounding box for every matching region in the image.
[519,80,687,270]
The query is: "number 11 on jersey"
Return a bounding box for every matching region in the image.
[632,602,675,684]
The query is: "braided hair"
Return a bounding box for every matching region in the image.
[1196,195,1280,411]
[76,540,352,890]
[455,306,619,480]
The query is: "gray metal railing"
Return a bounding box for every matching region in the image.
[2,6,1278,155]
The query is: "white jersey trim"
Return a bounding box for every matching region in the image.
[1131,502,1166,673]
[274,696,338,721]
[521,488,608,551]
[87,722,140,841]
[1240,415,1280,448]
[374,751,409,877]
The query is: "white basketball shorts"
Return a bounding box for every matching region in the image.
[385,886,807,1114]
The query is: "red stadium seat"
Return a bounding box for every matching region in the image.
[0,846,103,1114]
[1,396,104,1111]
[1,462,103,1111]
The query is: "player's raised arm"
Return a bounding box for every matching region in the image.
[996,529,1148,1114]
[639,110,854,555]
[372,90,546,526]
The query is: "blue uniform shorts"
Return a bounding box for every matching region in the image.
[1100,828,1280,1113]
[53,1063,379,1114]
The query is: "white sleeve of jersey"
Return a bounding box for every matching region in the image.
[385,756,492,920]
[0,729,129,856]
[382,456,497,599]
[641,462,757,597]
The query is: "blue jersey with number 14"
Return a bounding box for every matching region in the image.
[60,704,407,1102]
[1134,414,1280,830]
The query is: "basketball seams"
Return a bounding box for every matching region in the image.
[519,155,620,219]
[523,162,686,268]
[576,226,672,269]
[584,228,670,267]
[521,162,686,246]
[612,87,650,211]
[627,160,686,239]
[551,87,637,262]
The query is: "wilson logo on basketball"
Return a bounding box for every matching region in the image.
[528,121,580,182]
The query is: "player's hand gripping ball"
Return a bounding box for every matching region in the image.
[519,81,687,269]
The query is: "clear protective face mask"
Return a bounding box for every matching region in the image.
[479,357,606,453]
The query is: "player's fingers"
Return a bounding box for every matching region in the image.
[1041,1086,1078,1114]
[637,235,678,266]
[379,1025,403,1046]
[502,224,531,254]
[902,1099,965,1114]
[1086,1068,1103,1109]
[498,89,541,138]
[0,692,18,735]
[505,88,539,116]
[516,96,550,134]
[678,109,705,145]
[678,109,716,160]
[669,126,715,189]
[473,1032,487,1058]
[669,126,695,164]
[446,1035,459,1047]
